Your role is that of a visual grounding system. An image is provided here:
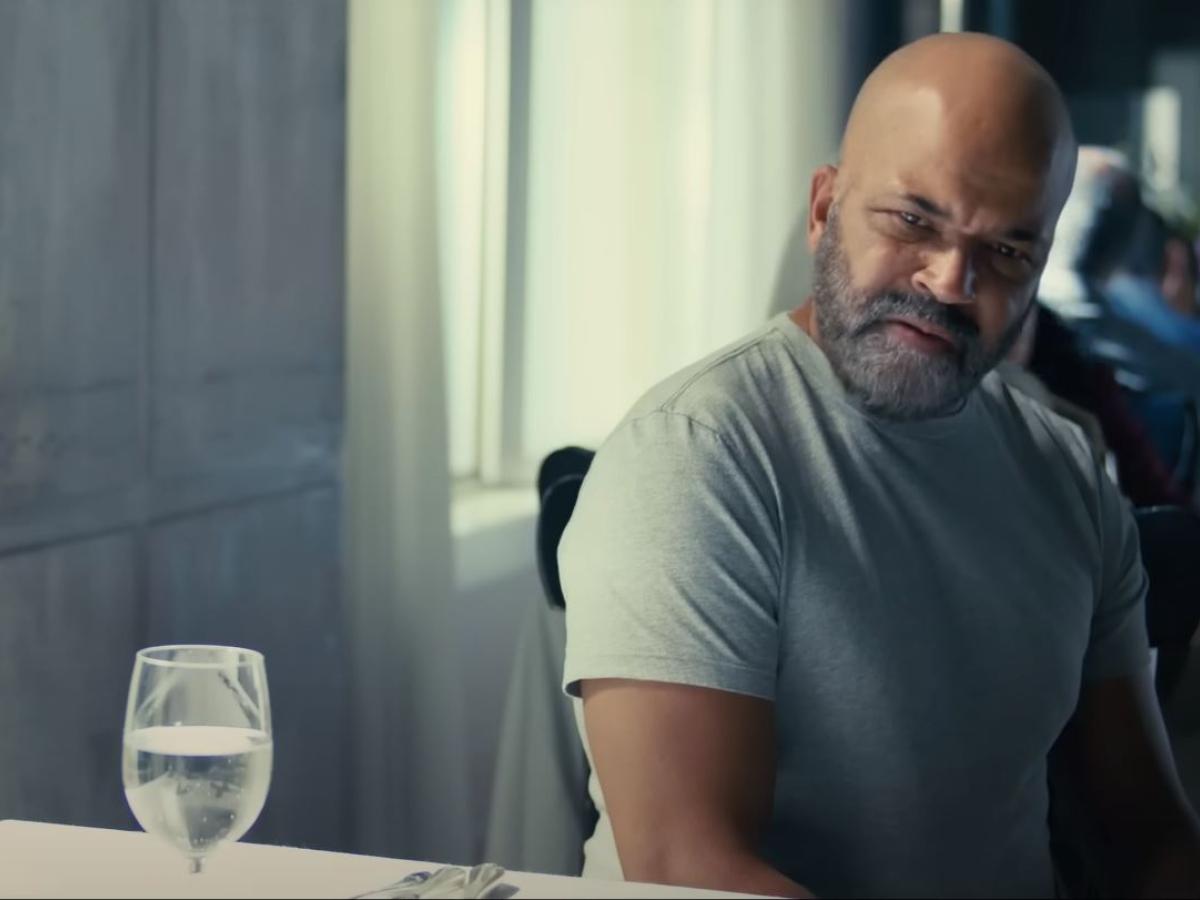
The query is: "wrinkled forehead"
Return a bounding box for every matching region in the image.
[844,87,1071,237]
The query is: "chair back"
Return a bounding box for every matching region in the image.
[536,447,595,609]
[1136,505,1200,700]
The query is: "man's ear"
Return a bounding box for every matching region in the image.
[807,165,838,252]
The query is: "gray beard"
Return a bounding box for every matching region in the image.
[810,216,1028,421]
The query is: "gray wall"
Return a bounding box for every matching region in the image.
[0,0,349,851]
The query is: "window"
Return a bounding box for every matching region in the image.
[438,0,844,485]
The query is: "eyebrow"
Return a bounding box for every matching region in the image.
[900,192,1044,248]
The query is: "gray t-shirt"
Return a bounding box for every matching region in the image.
[560,312,1149,898]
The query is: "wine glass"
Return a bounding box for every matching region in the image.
[122,645,273,874]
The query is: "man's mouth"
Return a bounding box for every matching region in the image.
[881,316,961,354]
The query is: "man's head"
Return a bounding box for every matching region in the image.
[802,33,1077,420]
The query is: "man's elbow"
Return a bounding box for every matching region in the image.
[617,830,732,885]
[617,833,785,894]
[1132,826,1200,898]
[619,847,681,887]
[620,842,708,888]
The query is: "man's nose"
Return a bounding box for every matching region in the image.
[912,245,977,304]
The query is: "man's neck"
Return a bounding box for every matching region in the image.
[790,300,819,345]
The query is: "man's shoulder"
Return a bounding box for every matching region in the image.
[977,368,1103,478]
[623,319,801,434]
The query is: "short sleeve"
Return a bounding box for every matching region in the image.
[560,410,782,701]
[1082,472,1151,681]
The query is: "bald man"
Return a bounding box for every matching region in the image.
[560,33,1200,898]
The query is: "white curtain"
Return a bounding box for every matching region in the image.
[344,0,473,864]
[519,0,846,461]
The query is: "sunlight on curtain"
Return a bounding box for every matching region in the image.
[519,0,845,461]
[346,0,472,862]
[436,0,486,478]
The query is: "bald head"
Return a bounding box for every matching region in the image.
[841,33,1077,214]
[797,33,1081,421]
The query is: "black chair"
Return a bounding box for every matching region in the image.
[1136,505,1200,702]
[533,447,599,850]
[536,446,595,610]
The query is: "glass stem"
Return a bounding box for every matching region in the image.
[189,857,203,875]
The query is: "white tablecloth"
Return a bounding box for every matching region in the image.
[0,821,756,899]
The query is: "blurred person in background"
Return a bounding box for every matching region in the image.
[561,32,1200,899]
[1104,206,1200,493]
[1160,221,1199,320]
[1036,148,1199,503]
[1107,205,1200,357]
[1038,148,1200,396]
[1021,303,1194,508]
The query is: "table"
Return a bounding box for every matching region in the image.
[0,821,758,899]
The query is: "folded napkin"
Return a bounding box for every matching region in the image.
[352,863,511,899]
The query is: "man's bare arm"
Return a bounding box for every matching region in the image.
[581,678,812,898]
[1056,664,1200,897]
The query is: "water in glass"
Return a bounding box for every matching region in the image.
[122,645,273,874]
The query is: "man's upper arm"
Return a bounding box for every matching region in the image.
[560,410,782,700]
[1053,667,1200,894]
[559,409,802,891]
[580,678,779,885]
[1081,459,1150,682]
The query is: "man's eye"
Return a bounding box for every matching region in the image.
[897,211,926,227]
[993,243,1030,264]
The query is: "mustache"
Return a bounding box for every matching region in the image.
[855,292,980,343]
